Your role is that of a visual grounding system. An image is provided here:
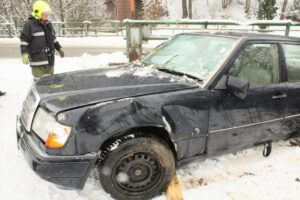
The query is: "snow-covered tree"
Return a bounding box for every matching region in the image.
[245,0,251,14]
[0,0,32,24]
[280,0,289,19]
[257,0,278,20]
[0,0,108,24]
[221,0,232,8]
[181,0,193,18]
[143,0,166,20]
[286,0,300,21]
[292,0,300,9]
[182,0,188,18]
[47,0,108,21]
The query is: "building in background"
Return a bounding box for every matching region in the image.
[105,0,144,20]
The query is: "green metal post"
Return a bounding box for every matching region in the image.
[115,22,119,36]
[285,23,291,36]
[81,23,84,36]
[7,24,12,38]
[125,22,130,58]
[85,23,89,36]
[58,23,61,37]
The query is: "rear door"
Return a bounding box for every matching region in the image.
[281,43,300,136]
[208,42,287,155]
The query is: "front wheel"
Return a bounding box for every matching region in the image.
[99,137,175,200]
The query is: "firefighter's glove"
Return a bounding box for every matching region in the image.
[58,48,64,58]
[22,53,29,65]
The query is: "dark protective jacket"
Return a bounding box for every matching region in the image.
[20,16,61,67]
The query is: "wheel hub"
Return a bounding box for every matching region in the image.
[134,169,142,176]
[113,152,162,193]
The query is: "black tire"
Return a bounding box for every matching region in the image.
[99,137,175,200]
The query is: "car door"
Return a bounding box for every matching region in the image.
[207,42,287,156]
[281,43,300,136]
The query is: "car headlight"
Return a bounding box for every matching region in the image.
[32,107,72,148]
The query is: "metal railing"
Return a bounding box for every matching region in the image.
[1,20,300,38]
[0,21,126,38]
[123,20,300,60]
[52,21,125,37]
[1,20,300,60]
[124,19,300,38]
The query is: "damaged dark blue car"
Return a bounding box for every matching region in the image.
[17,32,300,200]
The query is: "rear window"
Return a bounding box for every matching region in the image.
[283,44,300,82]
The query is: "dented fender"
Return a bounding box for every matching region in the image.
[75,98,174,154]
[75,89,211,160]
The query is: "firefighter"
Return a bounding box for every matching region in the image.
[20,0,64,81]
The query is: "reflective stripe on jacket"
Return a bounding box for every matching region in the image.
[20,16,61,67]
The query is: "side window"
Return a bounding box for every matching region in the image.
[229,43,280,86]
[283,44,300,82]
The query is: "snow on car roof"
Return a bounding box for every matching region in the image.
[179,31,300,42]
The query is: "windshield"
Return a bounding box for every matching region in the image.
[143,34,237,81]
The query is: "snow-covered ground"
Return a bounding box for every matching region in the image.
[1,52,300,200]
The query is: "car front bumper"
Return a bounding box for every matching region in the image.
[16,116,98,190]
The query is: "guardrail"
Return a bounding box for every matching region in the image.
[0,21,125,38]
[1,20,300,60]
[52,21,125,37]
[1,20,300,38]
[123,20,300,60]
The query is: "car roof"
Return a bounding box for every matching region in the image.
[183,31,300,42]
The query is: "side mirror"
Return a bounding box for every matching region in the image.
[226,76,250,99]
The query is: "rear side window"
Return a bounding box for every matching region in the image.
[283,44,300,82]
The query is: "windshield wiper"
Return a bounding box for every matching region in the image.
[156,67,203,83]
[142,54,178,67]
[162,54,179,66]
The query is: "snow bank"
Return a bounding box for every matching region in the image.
[54,52,128,72]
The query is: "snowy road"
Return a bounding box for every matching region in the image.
[0,36,126,58]
[1,53,300,200]
[0,44,125,58]
[0,36,162,58]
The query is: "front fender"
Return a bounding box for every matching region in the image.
[75,98,175,154]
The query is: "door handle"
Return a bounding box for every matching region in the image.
[272,94,287,100]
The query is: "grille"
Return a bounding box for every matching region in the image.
[20,87,40,132]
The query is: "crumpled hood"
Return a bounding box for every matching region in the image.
[35,65,199,114]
